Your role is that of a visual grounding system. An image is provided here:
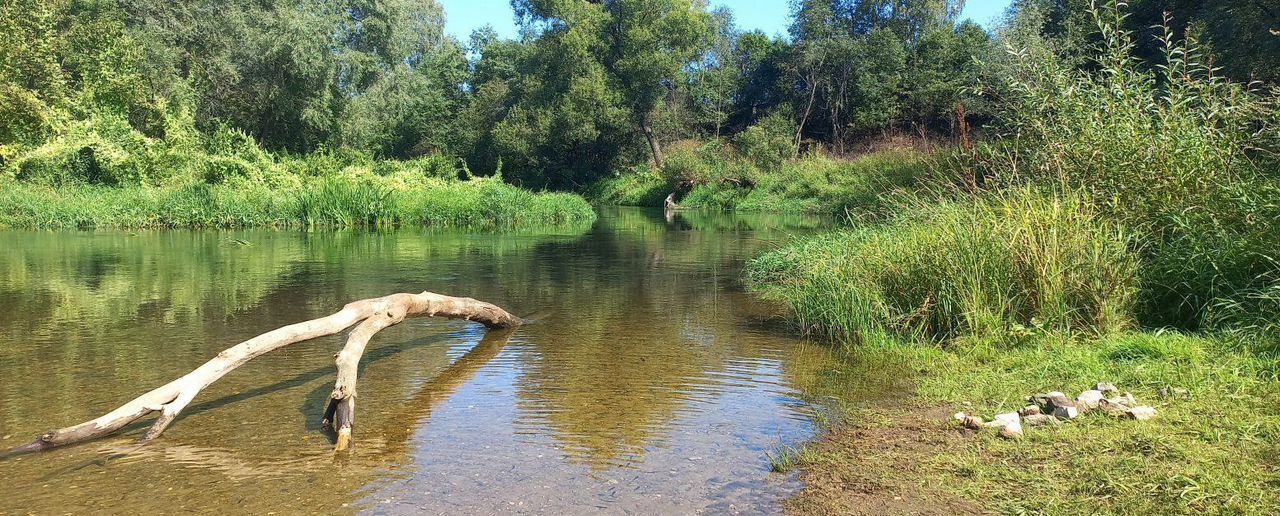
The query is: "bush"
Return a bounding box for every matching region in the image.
[746,192,1139,343]
[657,139,753,188]
[586,165,670,206]
[733,111,796,171]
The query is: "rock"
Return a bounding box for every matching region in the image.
[1045,392,1079,419]
[999,419,1024,440]
[1047,393,1075,409]
[1120,392,1137,406]
[1095,382,1118,394]
[1018,405,1041,417]
[1158,387,1189,399]
[1047,391,1066,398]
[1021,414,1061,427]
[1098,398,1130,416]
[1077,390,1104,410]
[1125,406,1157,421]
[963,415,986,430]
[994,412,1020,425]
[954,412,968,421]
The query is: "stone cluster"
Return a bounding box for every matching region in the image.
[954,382,1164,439]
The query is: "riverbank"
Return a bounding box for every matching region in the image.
[739,11,1280,511]
[0,177,595,230]
[745,191,1280,514]
[773,332,1280,514]
[587,146,931,217]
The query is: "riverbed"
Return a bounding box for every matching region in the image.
[0,208,894,514]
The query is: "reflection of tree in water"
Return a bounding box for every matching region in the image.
[0,211,840,485]
[0,228,585,445]
[510,209,837,469]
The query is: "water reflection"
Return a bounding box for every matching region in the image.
[0,209,893,514]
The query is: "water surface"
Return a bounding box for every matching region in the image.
[0,208,894,514]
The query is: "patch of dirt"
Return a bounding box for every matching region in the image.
[786,406,984,515]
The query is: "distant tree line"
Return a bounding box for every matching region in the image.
[2,0,1275,188]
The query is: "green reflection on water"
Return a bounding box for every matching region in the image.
[0,208,896,513]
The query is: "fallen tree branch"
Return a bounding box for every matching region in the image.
[5,291,520,456]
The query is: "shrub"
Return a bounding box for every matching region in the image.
[733,111,796,171]
[586,165,670,206]
[657,139,751,188]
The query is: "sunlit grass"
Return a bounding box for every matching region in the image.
[0,177,596,230]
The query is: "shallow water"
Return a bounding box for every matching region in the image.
[0,208,895,514]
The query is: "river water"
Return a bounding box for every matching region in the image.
[0,208,896,514]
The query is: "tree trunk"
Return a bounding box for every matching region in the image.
[4,291,520,457]
[795,71,819,155]
[643,120,664,168]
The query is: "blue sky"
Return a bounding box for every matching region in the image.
[441,0,1013,41]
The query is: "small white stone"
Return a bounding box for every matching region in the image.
[1125,406,1157,421]
[1098,398,1130,415]
[1021,414,1060,427]
[1053,405,1079,419]
[953,412,967,421]
[1095,382,1118,394]
[998,419,1023,439]
[994,412,1020,425]
[1077,390,1104,410]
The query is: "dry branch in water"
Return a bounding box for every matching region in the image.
[5,291,521,456]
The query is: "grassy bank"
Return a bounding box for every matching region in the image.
[588,139,930,216]
[747,194,1280,513]
[0,177,596,230]
[0,118,596,230]
[774,332,1280,514]
[745,6,1280,514]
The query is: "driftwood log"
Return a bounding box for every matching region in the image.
[6,292,520,456]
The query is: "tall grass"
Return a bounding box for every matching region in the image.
[0,177,596,230]
[969,1,1280,330]
[0,110,597,230]
[746,192,1138,343]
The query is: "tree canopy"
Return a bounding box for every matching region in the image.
[2,0,1275,187]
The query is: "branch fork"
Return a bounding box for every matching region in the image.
[5,291,520,457]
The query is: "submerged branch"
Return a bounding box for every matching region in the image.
[5,291,521,457]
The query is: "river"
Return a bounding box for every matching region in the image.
[0,208,896,514]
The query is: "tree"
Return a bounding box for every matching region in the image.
[687,7,739,138]
[510,0,714,170]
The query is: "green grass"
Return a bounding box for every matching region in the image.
[777,331,1280,514]
[746,192,1139,343]
[867,331,1279,513]
[587,147,930,216]
[0,177,596,230]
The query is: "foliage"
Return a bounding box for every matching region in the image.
[585,166,670,206]
[976,0,1280,331]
